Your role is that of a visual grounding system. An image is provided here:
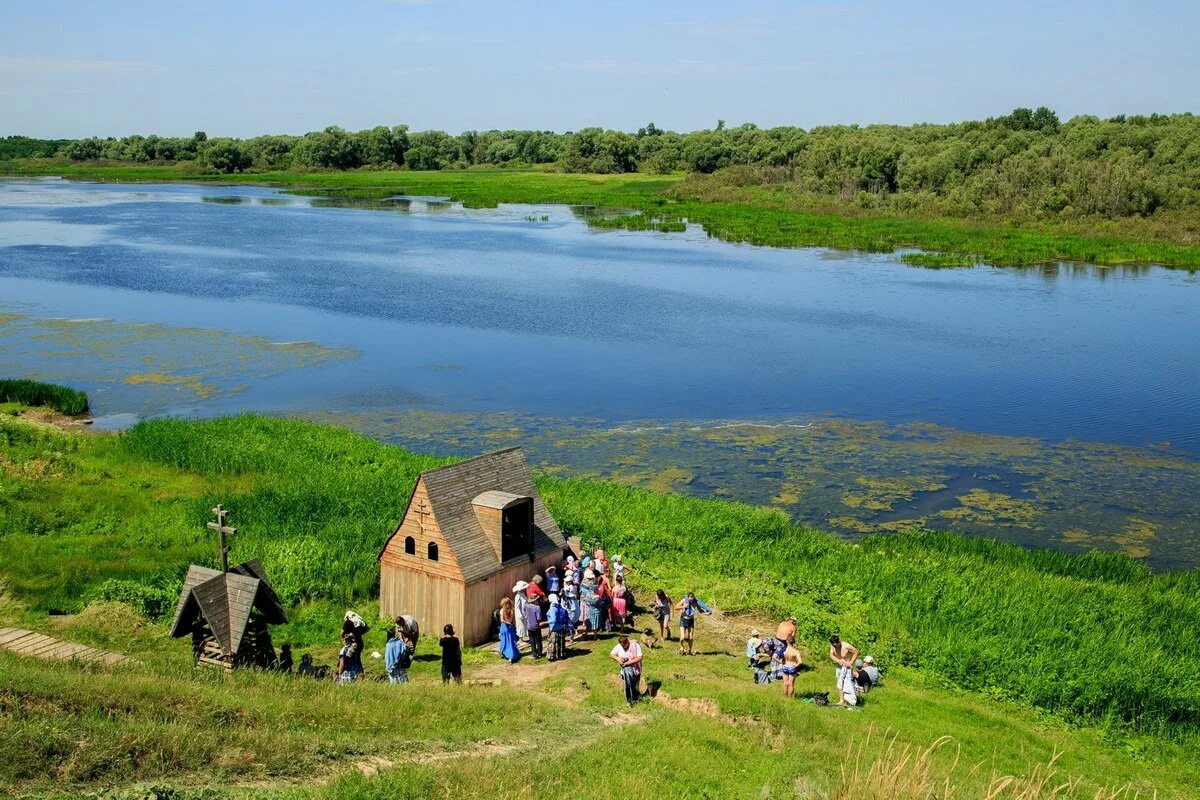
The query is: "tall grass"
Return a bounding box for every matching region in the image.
[0,378,89,415]
[1,414,1197,740]
[837,733,1148,799]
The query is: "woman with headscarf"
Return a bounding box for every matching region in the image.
[512,581,530,642]
[595,569,612,633]
[498,596,521,663]
[581,568,601,639]
[562,556,581,638]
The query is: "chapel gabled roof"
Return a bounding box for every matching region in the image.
[381,447,566,583]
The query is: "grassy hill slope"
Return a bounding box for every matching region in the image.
[1,404,1198,797]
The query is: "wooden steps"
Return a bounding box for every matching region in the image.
[0,627,132,665]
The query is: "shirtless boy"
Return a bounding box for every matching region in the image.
[782,636,803,698]
[828,635,859,706]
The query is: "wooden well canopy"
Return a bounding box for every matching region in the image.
[168,559,287,670]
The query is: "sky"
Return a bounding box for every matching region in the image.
[2,0,1197,138]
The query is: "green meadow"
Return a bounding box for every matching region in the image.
[1,389,1198,797]
[5,159,1200,269]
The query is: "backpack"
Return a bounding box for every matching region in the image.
[390,639,413,673]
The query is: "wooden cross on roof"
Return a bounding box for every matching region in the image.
[206,504,237,573]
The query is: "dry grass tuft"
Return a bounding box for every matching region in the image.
[837,731,1154,800]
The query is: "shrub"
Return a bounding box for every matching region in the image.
[87,579,178,620]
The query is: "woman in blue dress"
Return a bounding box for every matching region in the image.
[498,596,521,663]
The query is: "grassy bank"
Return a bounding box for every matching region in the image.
[0,378,89,416]
[5,159,1200,268]
[2,406,1199,796]
[1,410,1196,743]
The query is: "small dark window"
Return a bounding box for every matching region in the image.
[501,498,534,561]
[404,536,416,555]
[427,542,439,561]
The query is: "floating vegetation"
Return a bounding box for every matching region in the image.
[901,252,977,268]
[0,309,357,411]
[297,408,1200,569]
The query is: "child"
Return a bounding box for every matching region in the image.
[547,594,570,661]
[440,624,462,684]
[746,628,763,668]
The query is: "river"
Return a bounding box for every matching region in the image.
[2,178,1197,567]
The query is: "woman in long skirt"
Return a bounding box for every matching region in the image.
[610,574,629,631]
[512,581,530,642]
[498,597,521,663]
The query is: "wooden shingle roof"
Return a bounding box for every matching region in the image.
[168,559,287,653]
[383,447,566,584]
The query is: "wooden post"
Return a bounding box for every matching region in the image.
[206,505,237,573]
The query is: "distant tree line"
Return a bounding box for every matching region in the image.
[13,108,1200,218]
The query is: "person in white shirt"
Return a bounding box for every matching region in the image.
[862,655,881,686]
[610,635,644,706]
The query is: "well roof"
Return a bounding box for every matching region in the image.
[167,559,288,654]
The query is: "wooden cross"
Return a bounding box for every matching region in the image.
[207,505,237,572]
[416,500,431,536]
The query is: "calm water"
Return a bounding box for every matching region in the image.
[2,178,1199,566]
[2,178,1197,449]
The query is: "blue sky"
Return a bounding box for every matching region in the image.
[2,0,1196,137]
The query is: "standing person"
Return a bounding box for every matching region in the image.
[829,635,860,707]
[581,570,602,639]
[745,629,763,669]
[614,633,643,705]
[527,574,546,604]
[609,634,644,706]
[596,571,613,632]
[652,589,672,642]
[563,559,581,639]
[384,626,411,685]
[593,548,608,574]
[525,592,545,659]
[512,581,530,642]
[611,574,630,632]
[782,637,802,699]
[545,565,562,595]
[440,624,463,684]
[776,617,797,643]
[498,597,521,663]
[611,555,632,582]
[547,594,570,661]
[675,593,713,656]
[337,631,363,685]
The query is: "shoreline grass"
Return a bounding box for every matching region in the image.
[1,409,1196,744]
[4,159,1200,269]
[0,378,89,415]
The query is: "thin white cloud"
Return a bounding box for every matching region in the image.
[0,57,165,75]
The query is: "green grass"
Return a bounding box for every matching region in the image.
[1,411,1197,744]
[2,405,1200,796]
[5,160,1200,268]
[0,378,89,415]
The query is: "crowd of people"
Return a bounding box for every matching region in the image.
[311,548,882,709]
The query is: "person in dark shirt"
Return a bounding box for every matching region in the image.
[440,624,463,684]
[524,597,545,659]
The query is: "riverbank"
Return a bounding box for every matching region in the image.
[5,159,1200,268]
[1,405,1196,739]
